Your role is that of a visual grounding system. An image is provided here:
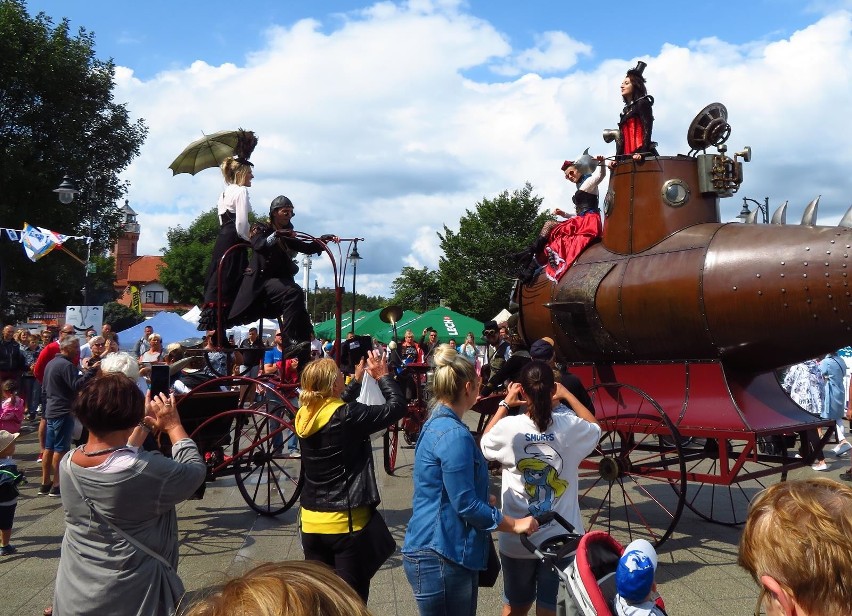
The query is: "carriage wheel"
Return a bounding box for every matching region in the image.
[402,399,427,446]
[383,422,400,475]
[578,383,686,548]
[677,438,788,526]
[231,390,304,516]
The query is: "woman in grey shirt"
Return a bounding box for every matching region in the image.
[54,373,206,616]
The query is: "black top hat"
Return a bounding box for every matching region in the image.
[626,61,647,81]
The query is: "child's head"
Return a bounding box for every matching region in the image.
[0,430,19,457]
[1,380,17,398]
[616,539,658,603]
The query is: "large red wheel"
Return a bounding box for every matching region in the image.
[186,381,304,517]
[578,383,686,548]
[383,421,400,475]
[233,388,304,516]
[676,437,788,526]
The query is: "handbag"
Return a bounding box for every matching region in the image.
[478,537,501,587]
[355,510,397,580]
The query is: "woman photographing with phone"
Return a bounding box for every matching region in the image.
[52,373,206,616]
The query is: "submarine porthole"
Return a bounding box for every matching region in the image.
[661,179,690,207]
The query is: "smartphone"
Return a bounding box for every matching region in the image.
[150,364,171,398]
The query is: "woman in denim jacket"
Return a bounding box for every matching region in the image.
[402,346,539,616]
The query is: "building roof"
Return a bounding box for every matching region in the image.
[125,255,164,284]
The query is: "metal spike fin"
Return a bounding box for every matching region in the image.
[771,201,788,224]
[800,196,820,225]
[839,204,852,228]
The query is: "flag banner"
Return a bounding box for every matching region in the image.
[129,285,142,314]
[2,225,92,262]
[20,223,61,262]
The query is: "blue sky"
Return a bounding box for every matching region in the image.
[30,0,819,80]
[23,0,852,299]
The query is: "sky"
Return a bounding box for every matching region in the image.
[25,0,852,299]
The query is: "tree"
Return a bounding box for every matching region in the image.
[391,266,441,312]
[0,1,148,321]
[87,254,118,307]
[309,287,386,324]
[159,208,221,305]
[103,301,144,332]
[438,183,550,321]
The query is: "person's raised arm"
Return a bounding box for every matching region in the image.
[552,382,598,425]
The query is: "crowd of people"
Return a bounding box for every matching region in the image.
[4,309,848,615]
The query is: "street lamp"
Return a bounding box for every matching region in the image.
[54,175,93,305]
[737,197,769,224]
[53,175,80,204]
[348,240,363,334]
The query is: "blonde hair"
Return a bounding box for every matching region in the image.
[430,344,477,405]
[738,478,852,616]
[181,560,373,616]
[220,157,252,186]
[298,358,339,410]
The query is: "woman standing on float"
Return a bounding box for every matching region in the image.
[617,61,657,160]
[198,131,257,334]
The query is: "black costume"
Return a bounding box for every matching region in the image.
[200,211,248,324]
[617,94,657,158]
[229,220,323,363]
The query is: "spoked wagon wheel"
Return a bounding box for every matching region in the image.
[383,421,400,475]
[231,387,305,516]
[676,437,788,526]
[578,383,687,548]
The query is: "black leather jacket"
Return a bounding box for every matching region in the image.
[299,375,406,514]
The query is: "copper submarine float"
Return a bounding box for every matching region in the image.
[516,103,852,437]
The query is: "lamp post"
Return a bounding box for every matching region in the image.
[737,197,769,224]
[301,254,312,309]
[312,280,319,323]
[348,240,362,335]
[53,175,92,305]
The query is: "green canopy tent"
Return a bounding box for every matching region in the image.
[314,308,421,343]
[367,310,421,344]
[401,307,484,346]
[313,309,370,340]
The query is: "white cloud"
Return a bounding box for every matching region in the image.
[491,31,592,76]
[115,4,852,299]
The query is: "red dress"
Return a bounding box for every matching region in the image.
[537,212,602,282]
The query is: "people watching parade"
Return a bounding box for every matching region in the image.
[295,353,405,602]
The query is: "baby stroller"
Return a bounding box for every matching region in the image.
[521,513,667,616]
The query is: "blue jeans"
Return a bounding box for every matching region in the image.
[403,549,478,616]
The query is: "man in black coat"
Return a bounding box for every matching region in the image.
[0,325,26,386]
[229,196,337,366]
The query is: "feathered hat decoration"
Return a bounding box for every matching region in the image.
[234,129,258,166]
